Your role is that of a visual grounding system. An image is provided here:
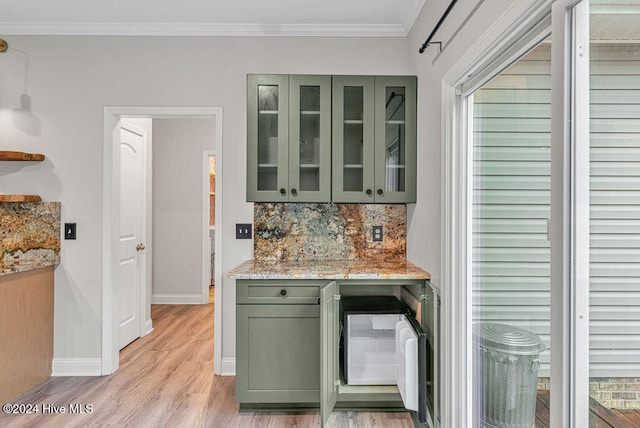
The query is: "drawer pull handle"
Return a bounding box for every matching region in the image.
[280,289,287,296]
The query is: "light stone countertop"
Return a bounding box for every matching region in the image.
[228,259,431,281]
[1,260,58,276]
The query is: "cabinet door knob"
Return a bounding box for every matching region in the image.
[280,289,287,296]
[280,188,287,196]
[366,189,373,196]
[291,188,297,196]
[377,189,383,195]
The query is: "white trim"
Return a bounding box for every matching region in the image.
[439,0,552,85]
[570,1,590,425]
[440,83,471,428]
[144,318,154,336]
[202,151,215,305]
[404,0,426,35]
[0,22,408,37]
[220,358,236,376]
[102,106,224,376]
[151,294,204,304]
[52,358,102,376]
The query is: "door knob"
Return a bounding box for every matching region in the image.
[136,243,146,251]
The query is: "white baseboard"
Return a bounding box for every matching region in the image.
[143,318,154,336]
[151,293,203,304]
[52,358,102,376]
[219,357,236,376]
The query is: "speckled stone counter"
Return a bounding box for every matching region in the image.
[1,202,60,276]
[229,259,431,281]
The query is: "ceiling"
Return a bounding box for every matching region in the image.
[0,0,426,37]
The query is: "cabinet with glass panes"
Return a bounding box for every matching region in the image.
[247,74,416,203]
[247,74,331,202]
[332,75,416,203]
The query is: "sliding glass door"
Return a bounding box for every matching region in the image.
[470,40,553,427]
[588,0,640,420]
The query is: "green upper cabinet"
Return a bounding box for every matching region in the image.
[333,75,417,203]
[247,74,332,202]
[374,76,417,203]
[248,74,417,203]
[331,76,376,203]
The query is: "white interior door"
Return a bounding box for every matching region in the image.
[119,121,145,350]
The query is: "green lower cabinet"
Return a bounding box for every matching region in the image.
[236,304,320,404]
[235,279,440,428]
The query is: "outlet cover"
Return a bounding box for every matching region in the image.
[236,223,252,239]
[372,226,383,242]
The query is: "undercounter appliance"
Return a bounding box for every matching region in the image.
[341,296,429,423]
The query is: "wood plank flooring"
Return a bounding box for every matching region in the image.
[0,289,414,428]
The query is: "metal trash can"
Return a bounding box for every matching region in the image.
[473,322,546,428]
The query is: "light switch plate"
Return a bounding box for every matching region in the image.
[236,223,252,239]
[65,223,76,240]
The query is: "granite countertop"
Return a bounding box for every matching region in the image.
[228,259,431,281]
[1,260,58,277]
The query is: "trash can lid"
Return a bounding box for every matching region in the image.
[473,322,546,355]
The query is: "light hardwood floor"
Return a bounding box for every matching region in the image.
[0,287,414,427]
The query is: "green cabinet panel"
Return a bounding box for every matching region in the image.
[289,75,332,202]
[247,74,289,202]
[236,304,321,403]
[247,74,332,202]
[236,279,323,305]
[374,76,417,203]
[332,75,376,203]
[320,281,339,427]
[332,76,417,203]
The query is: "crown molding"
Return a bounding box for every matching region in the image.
[0,22,409,37]
[404,0,426,34]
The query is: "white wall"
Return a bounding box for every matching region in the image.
[152,118,215,302]
[405,0,546,287]
[0,35,410,367]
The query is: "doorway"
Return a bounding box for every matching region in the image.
[103,107,223,376]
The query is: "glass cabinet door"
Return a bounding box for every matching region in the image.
[289,75,332,202]
[247,75,289,202]
[332,76,375,203]
[374,76,417,203]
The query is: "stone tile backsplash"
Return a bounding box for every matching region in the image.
[254,203,406,262]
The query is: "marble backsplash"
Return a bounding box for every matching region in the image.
[254,203,406,262]
[0,202,61,273]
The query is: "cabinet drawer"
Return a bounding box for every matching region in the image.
[237,280,325,304]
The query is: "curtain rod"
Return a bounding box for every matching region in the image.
[418,0,459,54]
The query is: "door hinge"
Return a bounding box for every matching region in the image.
[334,295,341,301]
[334,380,340,387]
[419,294,431,303]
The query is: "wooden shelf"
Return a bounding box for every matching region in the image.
[0,151,45,162]
[0,195,42,202]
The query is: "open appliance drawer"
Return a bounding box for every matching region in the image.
[341,296,429,423]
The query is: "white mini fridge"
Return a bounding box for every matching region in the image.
[341,296,429,424]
